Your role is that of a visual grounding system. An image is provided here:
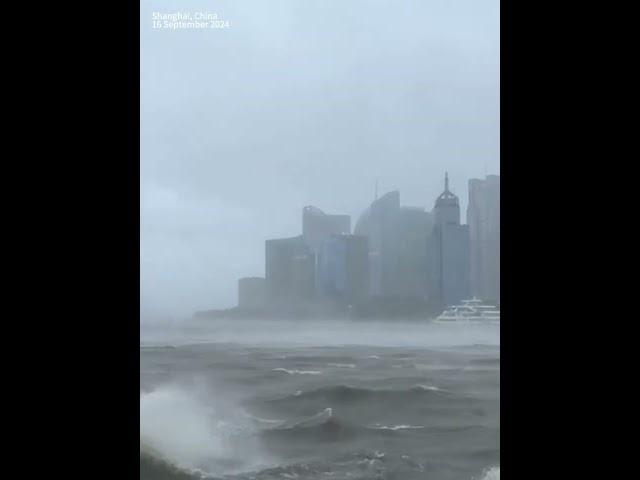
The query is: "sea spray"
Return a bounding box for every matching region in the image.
[140,382,270,476]
[479,466,501,480]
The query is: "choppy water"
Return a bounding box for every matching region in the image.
[140,319,500,480]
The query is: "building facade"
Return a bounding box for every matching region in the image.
[354,191,432,299]
[265,235,315,306]
[467,175,500,303]
[316,234,369,306]
[302,206,351,251]
[427,173,471,307]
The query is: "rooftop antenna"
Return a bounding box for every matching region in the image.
[444,171,450,192]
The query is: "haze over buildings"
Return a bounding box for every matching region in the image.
[230,172,498,318]
[140,0,500,319]
[468,175,500,303]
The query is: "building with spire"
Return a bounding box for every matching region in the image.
[427,173,471,307]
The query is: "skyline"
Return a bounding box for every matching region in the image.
[148,172,500,319]
[140,0,500,319]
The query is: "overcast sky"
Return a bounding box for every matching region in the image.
[140,0,500,320]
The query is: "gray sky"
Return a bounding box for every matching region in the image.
[140,0,500,319]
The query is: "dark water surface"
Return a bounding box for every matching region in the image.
[140,320,500,480]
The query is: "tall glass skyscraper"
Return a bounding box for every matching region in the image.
[467,175,500,303]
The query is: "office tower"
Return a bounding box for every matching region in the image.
[467,175,500,303]
[265,235,315,306]
[354,191,432,299]
[316,234,369,305]
[427,173,471,307]
[396,206,433,299]
[302,206,351,251]
[302,206,351,298]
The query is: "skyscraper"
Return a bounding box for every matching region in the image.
[316,234,369,306]
[265,235,315,306]
[427,173,471,307]
[302,206,351,251]
[467,175,500,303]
[354,191,432,299]
[302,206,351,299]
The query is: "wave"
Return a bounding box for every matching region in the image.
[261,409,361,443]
[260,408,400,443]
[244,413,282,427]
[369,424,426,431]
[280,355,358,363]
[260,408,490,445]
[275,407,334,429]
[140,451,207,480]
[272,368,323,375]
[409,384,447,392]
[269,384,450,405]
[140,384,270,477]
[478,466,500,480]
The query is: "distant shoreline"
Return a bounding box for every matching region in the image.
[192,304,443,322]
[192,299,500,322]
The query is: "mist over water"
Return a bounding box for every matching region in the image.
[140,319,499,480]
[141,318,500,349]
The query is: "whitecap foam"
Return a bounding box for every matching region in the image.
[370,424,425,431]
[245,413,282,426]
[479,466,500,480]
[410,384,444,392]
[327,363,356,369]
[272,368,323,375]
[279,408,333,429]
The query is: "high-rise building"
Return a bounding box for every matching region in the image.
[316,234,369,305]
[238,277,266,309]
[427,173,471,307]
[467,175,500,303]
[396,206,433,299]
[265,235,315,306]
[302,206,352,299]
[302,206,351,251]
[354,191,432,299]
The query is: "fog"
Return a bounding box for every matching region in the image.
[140,318,500,348]
[140,0,500,319]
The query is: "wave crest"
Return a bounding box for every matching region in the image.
[140,383,270,476]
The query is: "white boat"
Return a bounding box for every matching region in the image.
[435,298,500,323]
